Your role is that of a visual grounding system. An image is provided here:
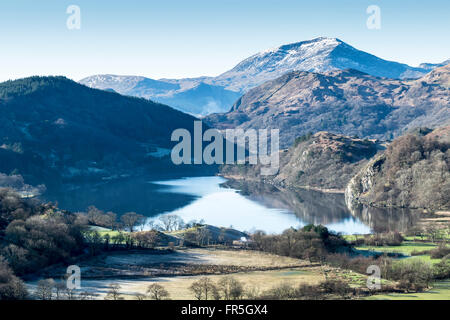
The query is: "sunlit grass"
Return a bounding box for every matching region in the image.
[355,242,440,255]
[367,280,450,300]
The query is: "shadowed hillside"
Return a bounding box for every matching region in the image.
[0,76,216,190]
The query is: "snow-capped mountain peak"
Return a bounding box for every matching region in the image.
[208,37,428,92]
[80,37,434,115]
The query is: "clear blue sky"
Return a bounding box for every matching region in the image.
[0,0,448,82]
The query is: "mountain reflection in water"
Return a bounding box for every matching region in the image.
[149,177,372,234]
[43,176,421,234]
[221,179,421,234]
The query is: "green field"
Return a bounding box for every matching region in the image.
[367,280,450,300]
[355,242,438,255]
[355,238,449,299]
[354,241,448,264]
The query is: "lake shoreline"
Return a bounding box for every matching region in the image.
[218,174,345,194]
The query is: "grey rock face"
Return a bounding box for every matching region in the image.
[345,126,450,210]
[345,154,385,209]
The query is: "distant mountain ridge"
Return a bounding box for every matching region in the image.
[205,65,450,148]
[418,59,450,71]
[80,37,438,115]
[80,74,241,116]
[205,37,431,92]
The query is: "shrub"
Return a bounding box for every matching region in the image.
[3,213,85,275]
[433,256,450,279]
[131,231,160,248]
[217,276,244,300]
[0,256,28,300]
[0,189,86,275]
[319,279,352,298]
[35,278,55,300]
[324,253,392,278]
[189,277,218,300]
[363,232,404,246]
[388,259,433,292]
[259,283,297,300]
[251,225,348,262]
[429,244,450,259]
[295,283,322,300]
[256,279,352,300]
[104,283,123,300]
[294,133,313,147]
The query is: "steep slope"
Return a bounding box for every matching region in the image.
[205,66,450,148]
[207,37,429,92]
[220,132,380,191]
[79,75,240,116]
[345,126,450,210]
[416,63,450,88]
[81,37,432,116]
[0,76,213,189]
[156,82,241,115]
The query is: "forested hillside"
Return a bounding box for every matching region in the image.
[346,126,450,210]
[0,77,214,190]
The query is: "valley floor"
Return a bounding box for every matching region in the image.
[26,226,450,300]
[27,248,317,299]
[78,267,325,300]
[367,280,450,300]
[27,248,376,300]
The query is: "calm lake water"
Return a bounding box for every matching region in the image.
[148,176,371,234]
[45,176,422,235]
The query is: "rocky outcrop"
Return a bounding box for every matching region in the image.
[221,131,381,191]
[345,154,385,209]
[345,126,450,210]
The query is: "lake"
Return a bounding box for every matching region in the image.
[44,176,422,235]
[147,176,372,234]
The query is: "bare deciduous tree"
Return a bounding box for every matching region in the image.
[35,278,55,300]
[104,283,123,300]
[79,291,94,300]
[217,276,244,300]
[147,283,170,300]
[131,231,160,248]
[189,277,217,300]
[159,214,184,232]
[55,281,66,300]
[105,211,117,230]
[121,212,144,232]
[134,293,146,300]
